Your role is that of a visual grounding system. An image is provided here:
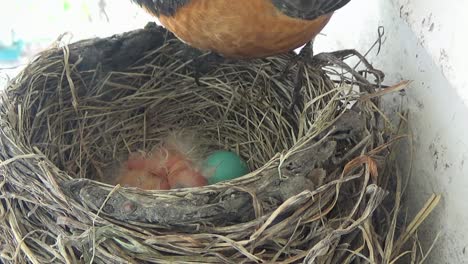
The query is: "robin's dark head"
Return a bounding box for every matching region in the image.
[131,0,190,16]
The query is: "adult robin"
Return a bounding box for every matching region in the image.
[131,0,383,108]
[131,0,350,58]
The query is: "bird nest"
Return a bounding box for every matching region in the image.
[0,23,439,263]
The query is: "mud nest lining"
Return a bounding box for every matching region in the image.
[0,23,439,263]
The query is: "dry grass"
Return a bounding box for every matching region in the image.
[0,24,439,263]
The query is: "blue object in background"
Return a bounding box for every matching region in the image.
[0,40,24,62]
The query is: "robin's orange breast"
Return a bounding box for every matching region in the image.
[156,0,333,58]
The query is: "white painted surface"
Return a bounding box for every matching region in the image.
[315,0,468,262]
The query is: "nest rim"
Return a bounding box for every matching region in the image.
[0,23,437,264]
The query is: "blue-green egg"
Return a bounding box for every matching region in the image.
[202,150,249,184]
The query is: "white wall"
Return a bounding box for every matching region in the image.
[315,0,468,262]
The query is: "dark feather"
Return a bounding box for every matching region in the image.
[131,0,190,16]
[271,0,352,20]
[131,0,351,19]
